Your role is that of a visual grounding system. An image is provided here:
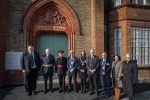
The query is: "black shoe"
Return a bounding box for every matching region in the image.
[27,91,32,96]
[74,89,77,93]
[80,87,83,93]
[49,90,53,93]
[43,91,47,94]
[67,89,71,93]
[59,89,62,93]
[32,90,36,95]
[96,92,99,96]
[89,91,93,96]
[100,92,105,95]
[106,95,110,98]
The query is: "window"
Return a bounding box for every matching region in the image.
[131,28,150,66]
[131,0,150,5]
[114,0,121,6]
[114,28,121,56]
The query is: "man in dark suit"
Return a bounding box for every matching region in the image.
[41,49,55,94]
[99,52,112,98]
[86,49,99,96]
[67,50,79,93]
[20,45,41,96]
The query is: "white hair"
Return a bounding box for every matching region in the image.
[102,52,107,55]
[126,52,132,59]
[70,50,74,53]
[45,48,50,52]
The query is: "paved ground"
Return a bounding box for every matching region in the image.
[0,76,150,100]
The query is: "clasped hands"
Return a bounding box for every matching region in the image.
[45,64,53,67]
[80,69,85,72]
[90,69,95,73]
[70,69,74,73]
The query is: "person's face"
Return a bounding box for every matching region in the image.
[46,50,50,55]
[115,56,119,61]
[28,46,34,52]
[90,50,94,56]
[59,53,63,57]
[102,53,107,59]
[70,51,74,56]
[126,55,131,62]
[82,51,85,56]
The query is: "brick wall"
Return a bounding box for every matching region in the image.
[0,0,6,87]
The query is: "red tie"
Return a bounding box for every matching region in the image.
[92,56,94,62]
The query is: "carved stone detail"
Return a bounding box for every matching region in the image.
[36,8,68,26]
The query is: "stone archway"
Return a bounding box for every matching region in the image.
[21,0,80,55]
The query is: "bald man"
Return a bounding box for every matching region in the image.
[41,49,55,94]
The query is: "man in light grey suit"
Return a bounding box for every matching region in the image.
[67,50,79,93]
[86,49,99,96]
[41,49,55,94]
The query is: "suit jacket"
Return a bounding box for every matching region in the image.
[67,56,79,74]
[20,52,41,73]
[41,54,55,74]
[86,55,99,75]
[99,58,112,76]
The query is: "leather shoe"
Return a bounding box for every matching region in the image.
[100,92,105,95]
[59,89,62,93]
[27,92,32,96]
[43,91,46,94]
[106,95,110,98]
[96,92,99,96]
[32,90,36,95]
[67,89,71,93]
[89,91,93,96]
[50,90,53,93]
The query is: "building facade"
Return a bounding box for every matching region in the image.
[0,0,150,87]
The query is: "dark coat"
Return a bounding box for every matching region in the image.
[99,58,112,77]
[67,56,79,74]
[20,52,41,73]
[41,54,55,74]
[122,60,138,98]
[55,57,67,76]
[86,55,99,75]
[79,57,87,79]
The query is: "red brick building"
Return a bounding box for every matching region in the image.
[0,0,150,87]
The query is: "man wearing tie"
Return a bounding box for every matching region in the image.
[67,50,79,93]
[86,49,99,96]
[99,52,112,98]
[41,49,55,94]
[20,45,41,96]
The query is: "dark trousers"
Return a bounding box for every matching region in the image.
[101,75,110,95]
[81,79,86,87]
[43,71,53,91]
[58,75,65,91]
[88,74,98,91]
[68,73,77,90]
[24,68,38,92]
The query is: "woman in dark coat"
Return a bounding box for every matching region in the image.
[122,53,138,100]
[79,50,87,93]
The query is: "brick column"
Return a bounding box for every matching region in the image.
[91,0,104,58]
[0,0,6,87]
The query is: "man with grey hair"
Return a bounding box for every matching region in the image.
[41,48,55,94]
[67,50,79,93]
[86,49,99,96]
[99,52,112,98]
[20,45,41,96]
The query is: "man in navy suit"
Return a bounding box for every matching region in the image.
[99,52,112,98]
[41,49,55,94]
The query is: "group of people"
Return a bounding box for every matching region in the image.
[20,45,138,100]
